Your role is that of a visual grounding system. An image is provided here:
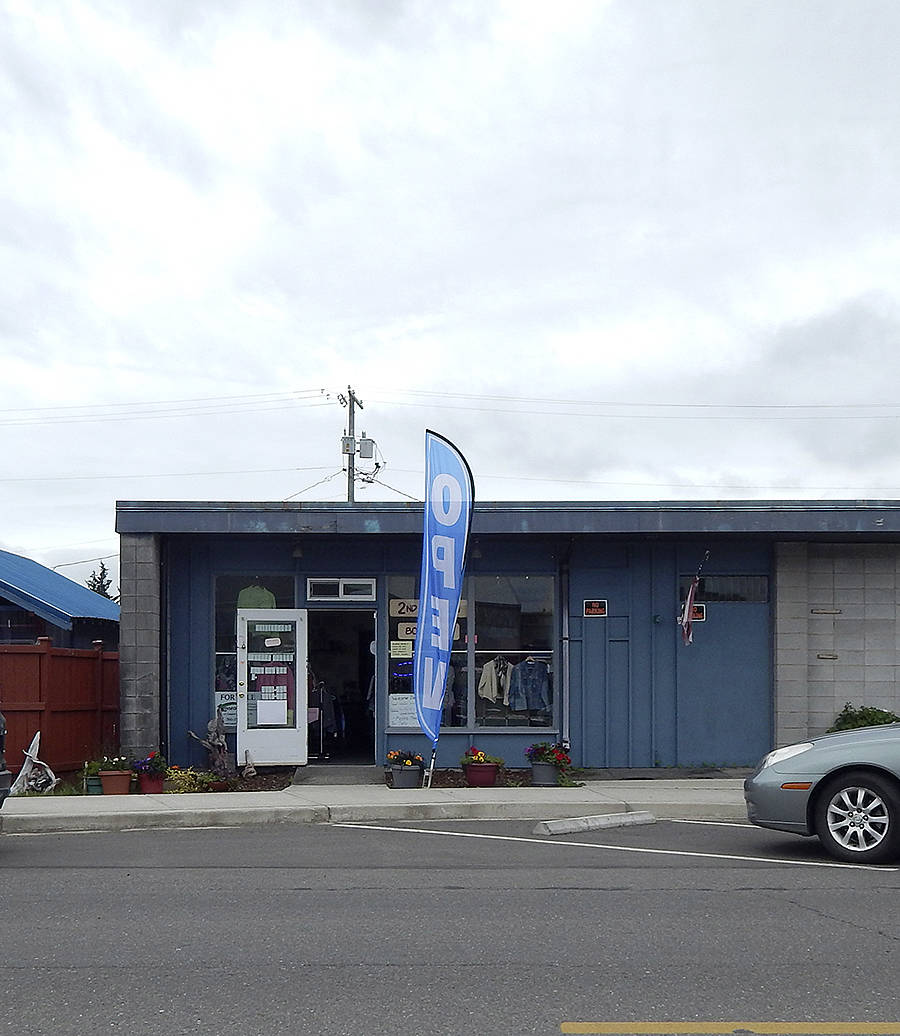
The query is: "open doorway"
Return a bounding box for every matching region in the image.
[307,610,376,763]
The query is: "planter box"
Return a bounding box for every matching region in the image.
[391,765,422,789]
[463,763,499,788]
[530,761,559,786]
[99,769,132,795]
[138,773,165,794]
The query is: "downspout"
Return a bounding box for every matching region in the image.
[559,537,575,747]
[159,535,168,760]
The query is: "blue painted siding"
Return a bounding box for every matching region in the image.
[569,539,772,767]
[160,530,772,769]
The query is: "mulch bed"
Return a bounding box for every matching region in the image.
[228,768,297,792]
[226,767,536,791]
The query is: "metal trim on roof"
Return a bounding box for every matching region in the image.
[115,499,900,538]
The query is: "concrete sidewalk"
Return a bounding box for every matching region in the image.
[0,778,748,834]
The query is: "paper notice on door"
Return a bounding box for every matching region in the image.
[257,698,288,725]
[264,637,282,648]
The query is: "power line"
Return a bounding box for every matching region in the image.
[366,391,900,421]
[0,389,333,427]
[0,387,326,415]
[366,477,420,501]
[372,388,900,412]
[387,466,900,494]
[283,470,345,501]
[52,553,118,571]
[0,465,335,485]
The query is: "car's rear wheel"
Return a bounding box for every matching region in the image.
[813,770,900,864]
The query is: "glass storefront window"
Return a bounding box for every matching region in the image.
[386,574,554,730]
[387,577,466,728]
[473,576,554,728]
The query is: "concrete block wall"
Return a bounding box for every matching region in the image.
[118,532,161,759]
[775,541,900,745]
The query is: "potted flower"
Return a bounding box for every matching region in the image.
[525,741,571,786]
[459,746,504,788]
[132,751,167,794]
[82,759,104,796]
[98,754,132,795]
[386,749,425,789]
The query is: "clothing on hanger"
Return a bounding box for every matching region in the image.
[508,657,551,712]
[477,655,511,704]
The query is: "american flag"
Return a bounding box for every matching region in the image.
[680,575,699,645]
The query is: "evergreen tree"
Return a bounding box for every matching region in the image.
[85,560,116,600]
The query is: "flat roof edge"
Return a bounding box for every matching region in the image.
[115,499,900,537]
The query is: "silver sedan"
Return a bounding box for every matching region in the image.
[744,723,900,863]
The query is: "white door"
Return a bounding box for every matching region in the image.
[236,609,308,765]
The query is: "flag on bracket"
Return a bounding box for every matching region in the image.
[680,574,700,645]
[412,430,475,746]
[680,550,709,646]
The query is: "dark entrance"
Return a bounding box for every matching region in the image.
[307,610,376,763]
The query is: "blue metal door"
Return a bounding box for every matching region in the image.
[675,598,771,766]
[570,542,772,768]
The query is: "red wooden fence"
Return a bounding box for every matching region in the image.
[0,637,120,774]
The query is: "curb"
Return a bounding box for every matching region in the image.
[533,811,656,836]
[1,800,632,835]
[0,804,329,834]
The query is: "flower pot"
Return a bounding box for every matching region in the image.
[138,773,165,794]
[530,761,559,787]
[85,775,103,795]
[391,764,422,789]
[463,762,499,788]
[99,769,132,795]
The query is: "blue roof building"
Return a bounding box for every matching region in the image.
[115,498,900,771]
[0,550,120,649]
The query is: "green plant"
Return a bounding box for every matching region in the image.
[26,780,82,796]
[386,749,424,768]
[132,751,167,776]
[98,754,129,771]
[459,746,504,767]
[827,702,900,733]
[164,766,221,792]
[82,759,103,778]
[525,741,571,771]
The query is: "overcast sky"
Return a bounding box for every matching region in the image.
[4,0,900,592]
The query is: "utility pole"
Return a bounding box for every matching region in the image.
[340,385,364,503]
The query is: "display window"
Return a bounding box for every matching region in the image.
[473,575,554,728]
[387,576,466,728]
[386,574,555,730]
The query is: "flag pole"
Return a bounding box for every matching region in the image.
[424,747,437,789]
[411,430,475,792]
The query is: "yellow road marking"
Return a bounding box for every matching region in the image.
[560,1025,900,1034]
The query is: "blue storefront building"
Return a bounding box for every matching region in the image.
[115,499,900,772]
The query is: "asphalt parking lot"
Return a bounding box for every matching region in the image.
[335,814,900,874]
[6,816,900,1035]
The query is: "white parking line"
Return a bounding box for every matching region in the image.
[666,819,756,828]
[334,822,899,872]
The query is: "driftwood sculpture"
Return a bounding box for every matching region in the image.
[187,707,234,777]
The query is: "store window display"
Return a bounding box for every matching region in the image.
[473,575,553,728]
[387,574,554,730]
